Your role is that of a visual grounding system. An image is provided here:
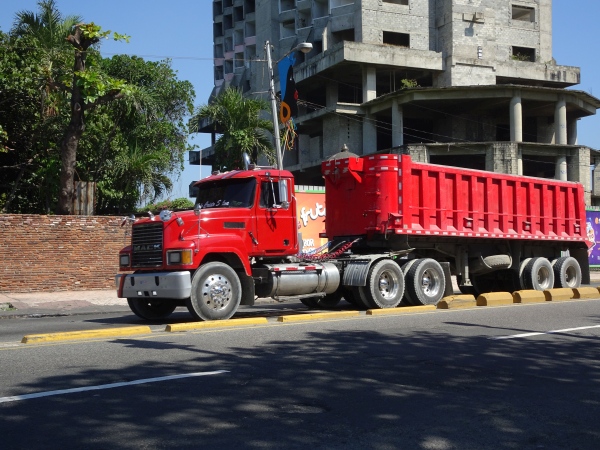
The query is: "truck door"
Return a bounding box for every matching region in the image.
[254,177,297,255]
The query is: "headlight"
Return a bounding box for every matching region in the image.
[119,254,130,267]
[167,249,193,265]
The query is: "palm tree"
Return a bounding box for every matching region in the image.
[11,0,82,51]
[190,88,275,170]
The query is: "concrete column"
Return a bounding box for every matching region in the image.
[568,119,578,145]
[362,114,377,155]
[362,66,377,102]
[326,81,338,109]
[517,147,523,175]
[554,96,567,145]
[555,155,567,181]
[510,94,523,142]
[392,99,404,148]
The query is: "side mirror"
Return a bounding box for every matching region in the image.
[278,180,289,210]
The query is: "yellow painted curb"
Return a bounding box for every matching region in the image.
[366,305,436,315]
[543,288,575,301]
[437,295,476,309]
[573,287,600,300]
[21,326,152,344]
[476,292,513,306]
[277,311,360,322]
[512,290,546,303]
[165,317,268,332]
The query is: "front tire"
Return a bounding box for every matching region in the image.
[127,298,177,321]
[187,262,241,321]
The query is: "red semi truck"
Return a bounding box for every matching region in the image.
[116,153,590,321]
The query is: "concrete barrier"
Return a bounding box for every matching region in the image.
[21,326,152,344]
[366,305,436,315]
[543,288,575,301]
[573,287,600,300]
[512,290,546,303]
[165,317,268,332]
[437,295,477,309]
[476,292,513,306]
[277,311,360,322]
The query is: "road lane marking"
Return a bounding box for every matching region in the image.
[0,370,228,404]
[492,325,600,340]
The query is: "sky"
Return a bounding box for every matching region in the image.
[1,0,600,200]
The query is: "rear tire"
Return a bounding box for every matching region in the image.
[521,257,554,291]
[552,256,582,288]
[357,259,404,308]
[301,297,320,308]
[404,258,446,306]
[187,262,241,321]
[127,298,177,321]
[317,290,343,308]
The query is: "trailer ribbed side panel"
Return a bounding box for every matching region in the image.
[322,154,587,244]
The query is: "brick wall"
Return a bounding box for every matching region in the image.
[0,214,129,293]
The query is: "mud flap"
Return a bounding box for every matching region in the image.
[440,262,454,297]
[239,271,256,306]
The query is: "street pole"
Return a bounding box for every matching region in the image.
[265,40,284,171]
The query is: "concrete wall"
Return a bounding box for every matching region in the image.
[0,215,125,293]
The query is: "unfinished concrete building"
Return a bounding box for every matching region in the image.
[199,0,600,204]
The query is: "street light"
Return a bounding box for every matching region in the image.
[265,40,313,170]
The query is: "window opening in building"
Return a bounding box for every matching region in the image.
[244,0,255,14]
[223,14,233,30]
[331,29,355,45]
[281,19,295,39]
[383,32,410,47]
[314,0,328,19]
[512,5,535,22]
[280,0,294,12]
[430,154,486,171]
[522,155,557,179]
[511,46,535,62]
[213,22,223,38]
[234,6,244,22]
[338,82,362,104]
[213,1,223,18]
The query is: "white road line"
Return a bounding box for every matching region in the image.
[0,370,229,404]
[492,325,600,340]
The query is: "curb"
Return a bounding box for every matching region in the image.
[166,317,268,332]
[21,326,152,344]
[513,290,546,303]
[277,311,360,322]
[366,305,436,315]
[437,295,476,309]
[476,292,513,306]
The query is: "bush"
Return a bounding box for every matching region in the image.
[136,197,194,214]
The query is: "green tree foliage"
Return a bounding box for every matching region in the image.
[190,88,275,170]
[0,1,195,215]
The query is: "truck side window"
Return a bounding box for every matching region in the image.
[196,178,256,209]
[260,181,279,208]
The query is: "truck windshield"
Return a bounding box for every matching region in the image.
[195,178,256,209]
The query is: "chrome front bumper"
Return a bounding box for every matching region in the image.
[116,271,192,299]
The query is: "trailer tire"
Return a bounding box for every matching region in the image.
[521,257,554,291]
[357,259,405,308]
[187,262,241,321]
[404,258,446,306]
[127,298,177,321]
[552,256,582,288]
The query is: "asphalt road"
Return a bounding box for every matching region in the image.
[1,300,600,449]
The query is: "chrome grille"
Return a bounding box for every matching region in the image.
[131,222,164,267]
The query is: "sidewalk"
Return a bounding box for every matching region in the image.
[2,272,600,319]
[0,289,131,318]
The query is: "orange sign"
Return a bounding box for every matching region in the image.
[295,191,327,254]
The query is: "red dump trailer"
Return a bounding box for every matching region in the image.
[117,153,590,321]
[322,153,590,301]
